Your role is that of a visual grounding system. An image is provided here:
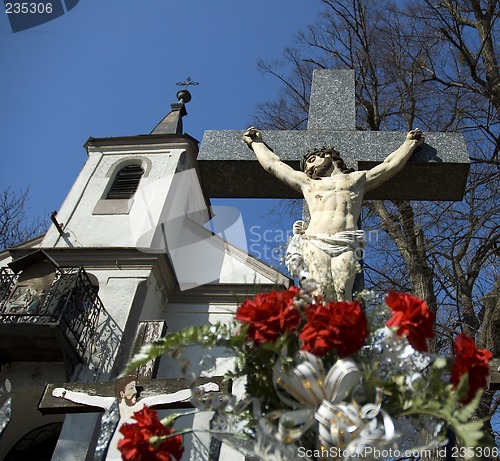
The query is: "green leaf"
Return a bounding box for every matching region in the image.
[160,410,197,427]
[398,382,487,456]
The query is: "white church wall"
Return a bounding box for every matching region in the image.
[131,160,213,276]
[0,252,13,266]
[42,147,189,249]
[155,303,237,380]
[96,270,150,330]
[42,151,103,247]
[80,267,150,340]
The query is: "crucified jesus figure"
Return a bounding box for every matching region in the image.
[243,127,424,301]
[52,376,218,460]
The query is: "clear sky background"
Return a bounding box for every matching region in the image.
[0,0,324,268]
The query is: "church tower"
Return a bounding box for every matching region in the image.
[0,88,289,461]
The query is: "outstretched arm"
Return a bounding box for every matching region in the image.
[365,129,424,192]
[140,382,220,408]
[243,127,306,192]
[52,387,114,410]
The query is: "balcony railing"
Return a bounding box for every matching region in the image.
[0,266,105,367]
[0,268,18,306]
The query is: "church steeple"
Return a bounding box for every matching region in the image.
[150,77,199,135]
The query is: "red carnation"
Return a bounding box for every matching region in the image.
[235,286,301,343]
[299,301,368,357]
[385,291,435,352]
[451,333,492,403]
[118,406,184,461]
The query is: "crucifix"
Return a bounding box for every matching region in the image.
[38,321,228,461]
[197,69,469,201]
[197,69,470,300]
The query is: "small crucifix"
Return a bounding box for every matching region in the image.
[38,321,226,461]
[40,377,221,461]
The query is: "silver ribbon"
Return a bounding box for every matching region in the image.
[273,351,361,409]
[268,351,396,457]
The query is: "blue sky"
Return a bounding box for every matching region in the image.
[0,0,323,267]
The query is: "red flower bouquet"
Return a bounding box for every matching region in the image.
[123,289,493,460]
[118,406,184,461]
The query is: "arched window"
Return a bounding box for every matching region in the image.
[5,422,63,461]
[106,165,144,200]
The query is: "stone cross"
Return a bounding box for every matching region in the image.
[197,69,469,201]
[491,359,500,391]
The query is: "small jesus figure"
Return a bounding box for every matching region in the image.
[53,376,218,460]
[243,127,424,301]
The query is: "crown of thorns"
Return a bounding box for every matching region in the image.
[299,146,341,171]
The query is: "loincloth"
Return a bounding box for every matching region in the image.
[285,228,365,277]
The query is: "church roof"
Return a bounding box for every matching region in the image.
[150,89,192,135]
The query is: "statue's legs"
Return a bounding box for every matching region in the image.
[301,241,358,301]
[330,250,357,302]
[301,241,336,301]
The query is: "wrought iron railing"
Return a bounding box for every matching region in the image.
[0,268,18,307]
[0,266,105,363]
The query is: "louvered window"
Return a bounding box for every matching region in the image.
[106,165,144,199]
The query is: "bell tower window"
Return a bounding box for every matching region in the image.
[93,162,147,215]
[106,165,144,200]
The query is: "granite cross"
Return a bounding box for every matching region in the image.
[197,69,469,201]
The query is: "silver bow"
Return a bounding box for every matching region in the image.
[268,351,396,458]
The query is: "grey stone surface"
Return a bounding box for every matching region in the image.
[197,129,470,200]
[308,69,356,130]
[197,68,470,202]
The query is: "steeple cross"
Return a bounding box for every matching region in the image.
[176,77,199,90]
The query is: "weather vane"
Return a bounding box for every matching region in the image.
[176,77,200,90]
